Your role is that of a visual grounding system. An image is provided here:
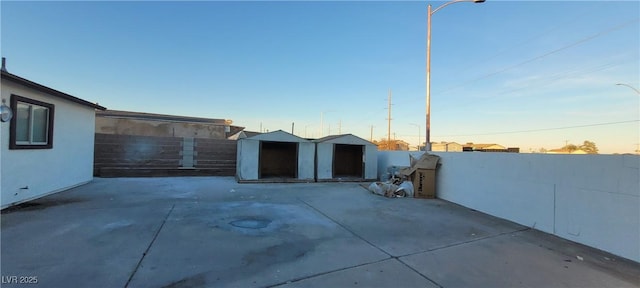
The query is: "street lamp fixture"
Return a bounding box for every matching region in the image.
[426,0,485,151]
[615,83,640,95]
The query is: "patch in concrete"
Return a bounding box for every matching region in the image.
[103,220,134,230]
[230,217,272,229]
[206,201,339,237]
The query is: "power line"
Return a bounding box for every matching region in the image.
[446,7,594,79]
[435,17,640,95]
[437,120,639,137]
[381,18,638,112]
[438,60,625,112]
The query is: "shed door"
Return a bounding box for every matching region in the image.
[259,141,298,178]
[333,144,364,178]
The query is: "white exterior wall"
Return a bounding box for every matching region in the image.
[316,143,333,179]
[297,142,315,180]
[378,151,640,263]
[363,146,378,180]
[236,139,259,180]
[1,80,96,209]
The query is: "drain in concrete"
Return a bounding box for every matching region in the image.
[229,217,272,229]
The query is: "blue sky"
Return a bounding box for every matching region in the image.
[2,1,638,153]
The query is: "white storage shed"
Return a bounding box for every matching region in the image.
[236,130,315,182]
[314,134,377,182]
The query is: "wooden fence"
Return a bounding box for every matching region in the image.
[94,133,237,177]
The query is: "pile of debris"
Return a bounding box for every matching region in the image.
[367,175,414,198]
[368,153,440,198]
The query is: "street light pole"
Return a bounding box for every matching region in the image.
[426,3,432,151]
[426,0,485,151]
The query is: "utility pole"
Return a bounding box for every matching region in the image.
[291,122,295,134]
[320,112,323,137]
[370,125,373,142]
[320,111,333,137]
[387,89,392,150]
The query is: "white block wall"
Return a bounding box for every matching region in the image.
[378,151,640,263]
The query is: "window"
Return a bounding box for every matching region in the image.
[10,95,54,149]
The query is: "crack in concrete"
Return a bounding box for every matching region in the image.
[125,204,175,288]
[296,198,444,288]
[265,257,391,288]
[398,227,532,258]
[297,198,391,257]
[394,228,532,288]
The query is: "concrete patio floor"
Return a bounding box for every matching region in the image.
[1,177,638,288]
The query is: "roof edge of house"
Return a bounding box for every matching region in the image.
[1,70,106,111]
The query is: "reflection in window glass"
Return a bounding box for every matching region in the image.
[32,106,49,143]
[16,103,30,142]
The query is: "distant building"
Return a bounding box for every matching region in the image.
[394,140,410,151]
[96,110,243,139]
[546,148,587,154]
[462,143,519,153]
[431,142,463,152]
[373,139,410,151]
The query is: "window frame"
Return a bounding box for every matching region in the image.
[9,94,55,150]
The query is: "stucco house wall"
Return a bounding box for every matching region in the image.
[1,70,104,209]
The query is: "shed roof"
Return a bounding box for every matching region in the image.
[314,134,375,145]
[1,70,106,110]
[243,130,310,142]
[228,130,261,140]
